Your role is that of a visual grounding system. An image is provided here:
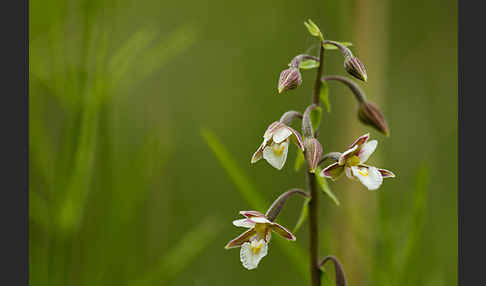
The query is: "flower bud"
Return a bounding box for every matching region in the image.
[344,56,368,82]
[304,138,323,173]
[278,67,302,94]
[358,101,389,136]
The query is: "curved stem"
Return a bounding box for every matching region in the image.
[265,188,309,222]
[290,54,320,68]
[321,75,366,103]
[302,104,319,138]
[279,110,303,126]
[318,152,342,166]
[322,40,353,58]
[313,44,325,105]
[319,255,348,286]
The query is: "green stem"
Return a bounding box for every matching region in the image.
[307,171,321,286]
[313,44,325,105]
[308,41,326,285]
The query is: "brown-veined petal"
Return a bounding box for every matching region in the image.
[270,223,296,241]
[287,126,305,150]
[348,133,370,149]
[251,142,265,163]
[239,210,265,218]
[225,228,257,249]
[321,163,345,181]
[378,168,396,178]
[338,144,359,165]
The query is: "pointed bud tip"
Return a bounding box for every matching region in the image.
[358,101,389,136]
[345,56,368,82]
[278,67,302,94]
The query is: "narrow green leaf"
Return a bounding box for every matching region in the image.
[310,106,322,131]
[293,197,311,233]
[320,81,331,112]
[299,59,320,70]
[322,41,353,50]
[316,167,340,205]
[304,19,324,40]
[130,216,222,286]
[294,149,306,172]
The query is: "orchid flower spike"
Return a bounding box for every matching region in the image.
[225,210,296,270]
[320,133,395,190]
[251,121,304,170]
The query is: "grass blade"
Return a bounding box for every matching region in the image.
[131,216,222,286]
[398,165,429,285]
[201,128,266,210]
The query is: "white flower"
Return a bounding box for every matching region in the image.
[225,210,296,270]
[320,133,395,190]
[251,121,304,170]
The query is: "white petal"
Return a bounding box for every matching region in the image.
[233,219,255,228]
[272,127,292,143]
[351,166,383,190]
[345,167,355,180]
[358,140,377,163]
[263,141,289,170]
[263,122,282,141]
[248,216,271,224]
[240,240,268,270]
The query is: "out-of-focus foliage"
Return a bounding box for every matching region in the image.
[30,0,457,285]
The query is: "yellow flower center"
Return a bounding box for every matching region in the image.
[345,155,361,167]
[253,223,267,233]
[272,143,285,156]
[357,167,368,176]
[251,240,264,254]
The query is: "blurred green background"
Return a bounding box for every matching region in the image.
[29,0,457,285]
